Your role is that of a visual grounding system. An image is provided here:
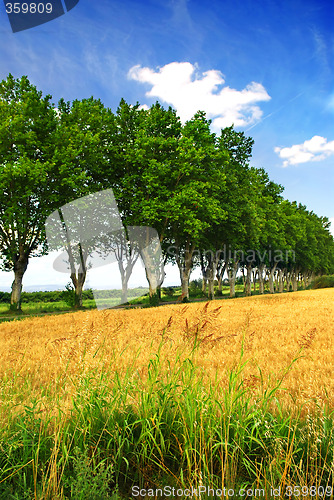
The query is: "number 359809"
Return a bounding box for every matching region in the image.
[5,3,53,14]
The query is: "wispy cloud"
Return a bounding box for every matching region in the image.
[312,28,331,79]
[275,135,334,167]
[128,62,271,129]
[168,0,193,31]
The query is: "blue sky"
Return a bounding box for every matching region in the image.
[0,0,333,290]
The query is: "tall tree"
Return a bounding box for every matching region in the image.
[249,169,285,295]
[107,100,181,303]
[50,97,117,307]
[214,127,255,298]
[166,112,227,299]
[0,74,58,310]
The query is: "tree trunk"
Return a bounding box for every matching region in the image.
[118,260,129,304]
[268,263,278,294]
[200,252,208,294]
[118,256,138,304]
[146,268,159,296]
[121,280,128,304]
[258,264,265,294]
[70,271,86,308]
[143,268,161,306]
[278,268,284,293]
[275,273,279,292]
[10,253,29,311]
[208,277,214,300]
[303,273,307,289]
[245,263,252,296]
[291,272,297,292]
[217,262,226,293]
[176,240,195,301]
[285,271,292,292]
[180,268,191,300]
[64,242,88,309]
[128,228,164,305]
[304,271,314,289]
[291,269,299,292]
[143,253,164,306]
[241,267,246,287]
[207,259,217,300]
[253,269,257,293]
[228,260,239,298]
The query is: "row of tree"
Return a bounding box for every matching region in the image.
[0,74,333,309]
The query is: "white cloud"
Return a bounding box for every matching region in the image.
[128,62,271,129]
[275,136,334,167]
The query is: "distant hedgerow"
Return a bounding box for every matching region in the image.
[308,275,334,289]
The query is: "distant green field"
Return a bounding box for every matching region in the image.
[1,278,310,322]
[0,284,261,321]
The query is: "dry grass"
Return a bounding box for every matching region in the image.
[0,288,333,414]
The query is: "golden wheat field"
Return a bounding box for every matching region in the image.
[1,288,334,415]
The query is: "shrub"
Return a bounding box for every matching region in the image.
[189,279,202,292]
[61,282,77,308]
[309,275,334,289]
[83,288,94,300]
[162,287,175,298]
[64,447,115,499]
[0,291,11,303]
